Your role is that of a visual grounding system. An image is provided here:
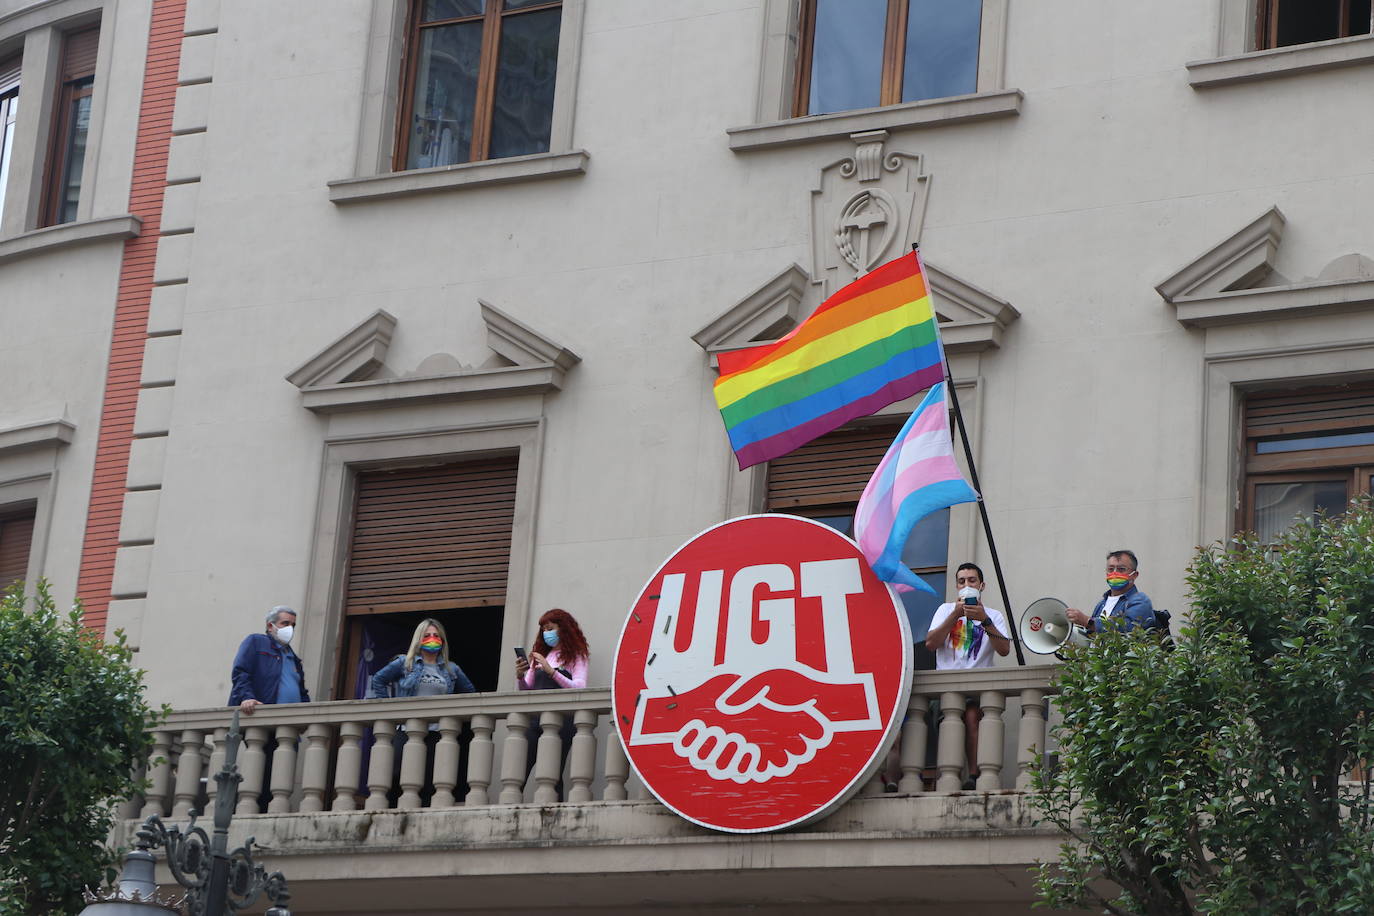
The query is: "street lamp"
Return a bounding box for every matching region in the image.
[82,710,292,916]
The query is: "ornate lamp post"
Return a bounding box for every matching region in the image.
[82,711,293,915]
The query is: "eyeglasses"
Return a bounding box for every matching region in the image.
[1105,565,1134,574]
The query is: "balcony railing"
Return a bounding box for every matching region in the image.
[129,666,1060,822]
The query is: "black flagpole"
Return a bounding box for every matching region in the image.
[914,243,1026,665]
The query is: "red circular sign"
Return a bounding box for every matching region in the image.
[612,515,911,833]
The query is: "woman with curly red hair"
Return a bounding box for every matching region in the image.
[515,608,589,690]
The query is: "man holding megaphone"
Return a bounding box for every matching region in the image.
[1065,549,1160,634]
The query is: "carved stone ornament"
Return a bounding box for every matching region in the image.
[810,130,930,296]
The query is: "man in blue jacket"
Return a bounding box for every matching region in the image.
[1065,549,1158,634]
[229,606,309,714]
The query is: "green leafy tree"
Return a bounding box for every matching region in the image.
[0,581,163,915]
[1032,500,1374,915]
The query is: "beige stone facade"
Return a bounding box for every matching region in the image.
[4,0,1374,911]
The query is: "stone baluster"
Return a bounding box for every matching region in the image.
[1017,688,1047,791]
[397,719,428,809]
[976,690,1006,792]
[860,762,887,796]
[431,716,462,808]
[365,720,395,810]
[499,712,531,804]
[566,710,598,803]
[299,724,332,813]
[119,762,146,820]
[466,715,495,805]
[603,726,629,801]
[899,696,929,794]
[235,726,269,815]
[171,729,206,817]
[267,724,299,813]
[936,691,967,793]
[142,731,174,818]
[533,711,565,804]
[331,721,364,811]
[204,728,227,807]
[630,777,652,801]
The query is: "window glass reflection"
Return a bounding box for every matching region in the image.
[903,0,981,102]
[56,88,91,225]
[423,0,483,21]
[1256,430,1374,454]
[407,22,482,169]
[808,0,885,115]
[488,7,560,159]
[1254,480,1348,543]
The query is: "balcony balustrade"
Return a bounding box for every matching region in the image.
[130,666,1060,820]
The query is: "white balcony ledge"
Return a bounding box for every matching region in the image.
[0,214,141,267]
[1187,34,1374,88]
[727,89,1023,152]
[327,150,590,204]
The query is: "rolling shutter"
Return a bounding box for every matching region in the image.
[62,27,100,81]
[344,457,517,615]
[765,423,899,511]
[1245,383,1374,441]
[0,510,36,593]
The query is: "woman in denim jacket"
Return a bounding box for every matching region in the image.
[369,618,475,804]
[371,618,476,697]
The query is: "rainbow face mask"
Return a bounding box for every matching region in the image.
[419,637,443,652]
[1106,573,1132,590]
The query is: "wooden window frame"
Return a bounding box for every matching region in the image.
[793,0,981,117]
[1254,0,1373,50]
[394,0,562,170]
[40,27,98,228]
[1238,381,1374,533]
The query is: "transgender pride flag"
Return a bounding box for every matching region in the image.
[854,382,979,594]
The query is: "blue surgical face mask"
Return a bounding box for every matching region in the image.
[542,629,559,648]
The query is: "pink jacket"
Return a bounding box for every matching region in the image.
[518,648,587,690]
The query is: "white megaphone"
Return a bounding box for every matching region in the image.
[1019,597,1089,656]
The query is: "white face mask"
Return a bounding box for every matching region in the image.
[273,624,295,645]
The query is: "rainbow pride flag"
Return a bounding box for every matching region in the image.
[853,382,979,594]
[714,251,944,469]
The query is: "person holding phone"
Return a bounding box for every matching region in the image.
[512,609,590,800]
[514,608,589,690]
[923,563,1010,790]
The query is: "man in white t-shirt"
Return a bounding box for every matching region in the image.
[924,563,1011,789]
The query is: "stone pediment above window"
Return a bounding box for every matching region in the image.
[287,304,580,414]
[1157,207,1374,327]
[693,261,1019,365]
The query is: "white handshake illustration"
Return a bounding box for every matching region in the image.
[629,560,882,784]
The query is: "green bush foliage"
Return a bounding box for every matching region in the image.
[0,581,163,915]
[1032,500,1374,915]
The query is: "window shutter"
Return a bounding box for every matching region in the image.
[0,510,36,592]
[765,424,899,511]
[344,457,517,615]
[62,27,100,81]
[1245,383,1374,440]
[0,55,20,91]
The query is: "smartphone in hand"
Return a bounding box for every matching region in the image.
[513,646,527,660]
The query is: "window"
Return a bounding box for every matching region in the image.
[397,0,562,170]
[0,507,36,593]
[41,26,98,227]
[1241,382,1374,541]
[765,423,951,654]
[1255,0,1372,50]
[794,0,982,117]
[0,55,19,220]
[337,457,517,699]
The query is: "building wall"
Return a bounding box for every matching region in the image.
[7,1,1374,707]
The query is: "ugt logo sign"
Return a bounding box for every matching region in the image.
[612,515,911,833]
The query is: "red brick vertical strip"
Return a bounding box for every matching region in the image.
[76,0,187,633]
